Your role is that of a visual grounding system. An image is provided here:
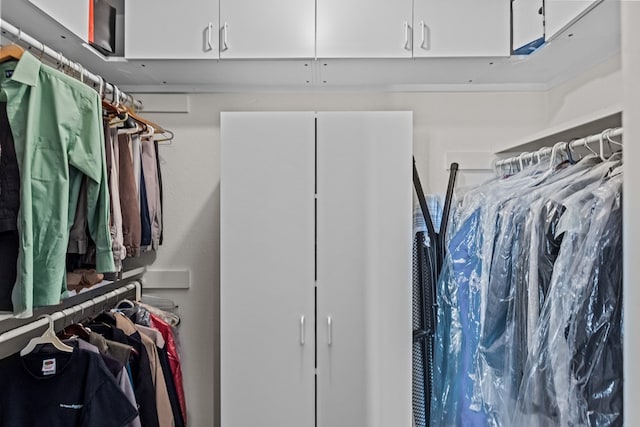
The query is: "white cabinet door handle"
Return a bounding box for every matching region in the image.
[420,21,428,49]
[221,22,229,51]
[206,22,214,51]
[300,316,305,345]
[403,21,412,51]
[327,316,333,345]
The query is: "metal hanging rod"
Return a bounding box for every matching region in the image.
[0,19,142,110]
[0,282,140,360]
[495,126,623,171]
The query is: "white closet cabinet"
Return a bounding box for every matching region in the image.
[125,0,218,59]
[413,0,510,57]
[545,0,602,41]
[221,112,412,427]
[219,0,315,58]
[316,0,413,58]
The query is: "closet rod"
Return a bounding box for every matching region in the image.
[0,282,139,349]
[495,127,623,170]
[0,19,141,109]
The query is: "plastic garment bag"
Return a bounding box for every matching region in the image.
[514,174,623,427]
[431,161,553,427]
[432,155,623,427]
[566,176,623,426]
[431,208,487,427]
[473,159,617,426]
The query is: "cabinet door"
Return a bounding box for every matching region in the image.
[316,0,413,58]
[125,0,218,59]
[545,0,601,40]
[221,112,316,427]
[512,0,544,53]
[316,112,413,427]
[413,0,510,57]
[219,0,315,58]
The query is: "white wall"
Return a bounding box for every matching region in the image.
[138,90,548,426]
[546,54,622,126]
[622,2,639,425]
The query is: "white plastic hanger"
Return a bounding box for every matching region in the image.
[20,314,74,356]
[582,136,600,159]
[605,128,623,147]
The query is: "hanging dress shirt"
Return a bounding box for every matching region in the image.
[0,52,114,317]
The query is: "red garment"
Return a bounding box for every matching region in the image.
[150,313,186,423]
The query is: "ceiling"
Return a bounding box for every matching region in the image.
[0,0,621,93]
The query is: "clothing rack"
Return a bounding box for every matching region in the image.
[0,19,141,110]
[0,282,140,360]
[495,126,623,171]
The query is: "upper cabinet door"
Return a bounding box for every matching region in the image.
[125,0,218,59]
[219,0,315,59]
[413,0,510,57]
[512,0,545,53]
[316,0,413,58]
[545,0,601,41]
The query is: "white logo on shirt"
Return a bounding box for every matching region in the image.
[59,404,83,410]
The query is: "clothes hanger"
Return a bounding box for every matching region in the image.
[140,124,155,139]
[548,141,566,171]
[517,152,527,172]
[154,129,174,144]
[110,111,129,127]
[0,44,24,63]
[102,83,127,116]
[580,135,599,158]
[564,141,577,164]
[60,323,92,341]
[603,128,623,160]
[114,299,136,310]
[0,29,25,63]
[605,128,623,146]
[596,131,609,162]
[20,314,74,356]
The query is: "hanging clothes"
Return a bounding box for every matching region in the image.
[514,173,623,427]
[0,101,19,311]
[118,133,142,258]
[89,314,161,427]
[149,313,187,424]
[0,51,114,317]
[68,338,142,427]
[106,123,126,271]
[141,136,162,251]
[0,347,138,427]
[431,152,623,427]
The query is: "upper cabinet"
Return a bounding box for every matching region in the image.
[31,0,605,63]
[413,0,510,57]
[316,0,413,58]
[545,0,602,41]
[219,0,315,59]
[125,0,218,59]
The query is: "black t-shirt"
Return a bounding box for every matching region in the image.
[0,346,138,427]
